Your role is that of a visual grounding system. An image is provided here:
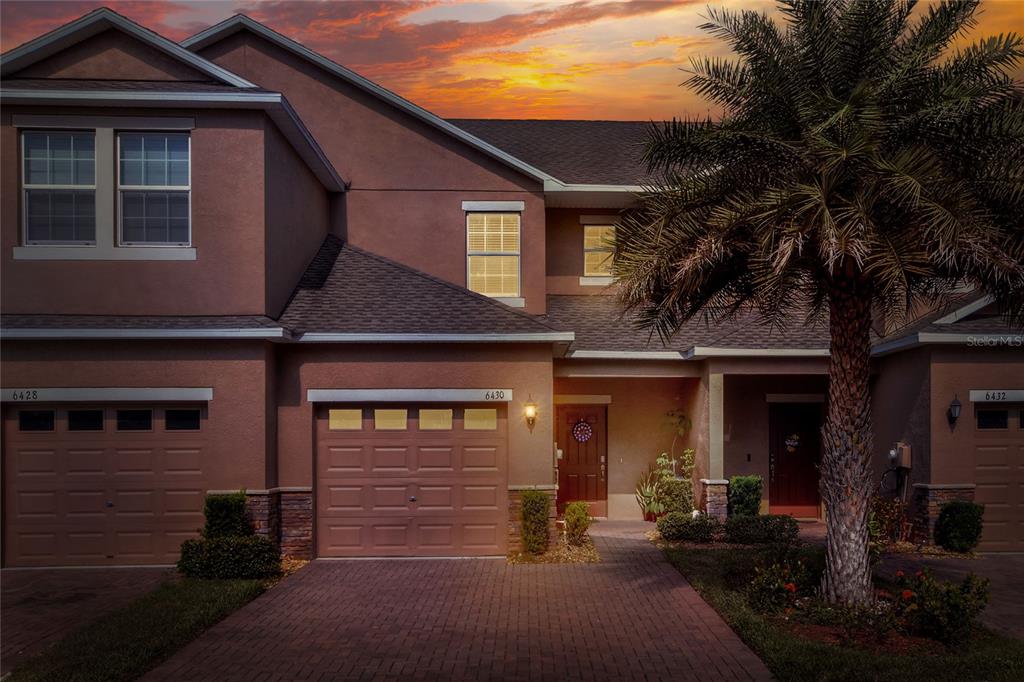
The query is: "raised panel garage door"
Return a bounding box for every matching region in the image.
[3,405,207,567]
[974,408,1024,551]
[316,405,508,557]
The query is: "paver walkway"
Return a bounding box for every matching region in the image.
[1,566,172,675]
[145,521,771,681]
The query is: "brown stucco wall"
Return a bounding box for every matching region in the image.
[12,29,209,81]
[553,376,700,519]
[0,340,273,491]
[872,347,932,493]
[545,208,621,296]
[1,107,270,316]
[198,32,548,312]
[274,344,555,489]
[929,346,1024,484]
[263,118,331,317]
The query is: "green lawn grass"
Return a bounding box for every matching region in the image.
[666,546,1024,682]
[9,577,266,682]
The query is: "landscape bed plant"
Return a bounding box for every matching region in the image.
[177,491,281,579]
[510,496,599,564]
[663,544,1021,682]
[934,501,985,553]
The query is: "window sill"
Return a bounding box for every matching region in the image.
[494,297,526,308]
[579,276,614,287]
[13,246,196,261]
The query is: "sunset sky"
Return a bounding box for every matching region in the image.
[3,0,1023,120]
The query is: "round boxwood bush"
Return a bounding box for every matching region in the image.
[657,512,719,543]
[563,501,591,546]
[728,475,763,517]
[934,500,985,553]
[178,535,281,579]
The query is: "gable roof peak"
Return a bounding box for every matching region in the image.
[181,14,556,185]
[0,6,257,88]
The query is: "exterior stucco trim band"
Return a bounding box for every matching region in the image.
[2,387,213,402]
[461,201,525,212]
[568,350,684,360]
[307,388,514,403]
[0,328,288,340]
[297,332,574,343]
[508,484,558,491]
[912,483,977,490]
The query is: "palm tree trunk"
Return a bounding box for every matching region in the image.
[820,278,874,604]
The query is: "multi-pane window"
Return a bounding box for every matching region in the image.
[467,212,520,297]
[22,131,96,244]
[118,133,190,245]
[583,224,615,277]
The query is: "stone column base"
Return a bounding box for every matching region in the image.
[911,483,975,545]
[507,486,558,553]
[244,488,314,559]
[700,479,729,521]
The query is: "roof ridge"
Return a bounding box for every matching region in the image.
[342,243,564,332]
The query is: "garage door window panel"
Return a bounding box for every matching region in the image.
[420,409,453,431]
[374,409,408,431]
[464,409,498,431]
[19,410,55,431]
[116,409,152,431]
[329,409,362,430]
[165,408,201,431]
[68,409,104,431]
[977,409,1009,430]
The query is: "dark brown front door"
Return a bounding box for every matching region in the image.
[769,403,822,518]
[556,405,607,516]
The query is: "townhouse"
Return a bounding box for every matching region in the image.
[1,9,1021,567]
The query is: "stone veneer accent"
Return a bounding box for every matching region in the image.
[244,489,314,559]
[507,487,558,553]
[700,479,729,521]
[910,483,976,545]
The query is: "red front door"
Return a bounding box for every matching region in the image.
[556,405,607,516]
[769,403,822,518]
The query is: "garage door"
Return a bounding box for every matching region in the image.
[3,405,207,567]
[316,405,508,557]
[974,406,1024,551]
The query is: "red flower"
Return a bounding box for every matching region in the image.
[895,569,905,578]
[915,570,924,578]
[784,582,797,593]
[901,590,914,600]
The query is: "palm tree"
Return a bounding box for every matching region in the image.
[615,0,1023,604]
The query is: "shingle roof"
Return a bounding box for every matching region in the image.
[449,119,651,186]
[1,78,270,92]
[279,236,567,336]
[543,295,829,354]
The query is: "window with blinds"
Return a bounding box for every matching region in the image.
[583,224,615,277]
[466,212,520,297]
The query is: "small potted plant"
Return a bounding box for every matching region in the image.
[635,471,664,522]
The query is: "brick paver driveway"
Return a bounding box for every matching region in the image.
[146,522,770,681]
[1,566,172,675]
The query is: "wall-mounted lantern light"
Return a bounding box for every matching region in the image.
[948,394,962,424]
[524,397,538,428]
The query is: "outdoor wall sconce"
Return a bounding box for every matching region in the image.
[524,398,538,428]
[948,395,962,425]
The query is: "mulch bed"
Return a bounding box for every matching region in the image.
[777,619,946,657]
[508,537,600,564]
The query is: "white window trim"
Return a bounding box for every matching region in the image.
[116,132,192,248]
[13,121,197,261]
[461,200,525,212]
[466,211,522,299]
[579,276,614,287]
[20,130,97,246]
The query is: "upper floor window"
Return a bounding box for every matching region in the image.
[22,131,96,245]
[118,133,191,246]
[583,224,615,277]
[467,212,520,298]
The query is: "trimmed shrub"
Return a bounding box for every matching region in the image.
[934,500,985,553]
[657,512,719,543]
[724,514,799,545]
[898,569,990,646]
[661,478,694,515]
[178,536,280,579]
[728,475,763,517]
[202,491,252,539]
[520,490,551,554]
[563,501,591,546]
